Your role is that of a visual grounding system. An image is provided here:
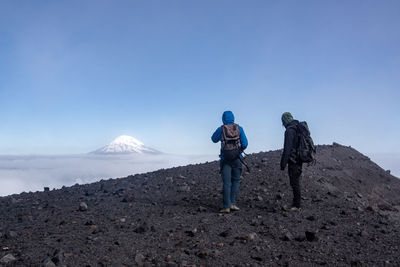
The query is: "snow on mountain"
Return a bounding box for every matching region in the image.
[91,135,161,155]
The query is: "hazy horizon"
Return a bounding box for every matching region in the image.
[0,143,398,197]
[0,153,218,197]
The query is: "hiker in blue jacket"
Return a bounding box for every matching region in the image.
[212,111,248,213]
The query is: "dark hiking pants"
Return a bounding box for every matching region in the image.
[288,162,303,208]
[220,159,242,209]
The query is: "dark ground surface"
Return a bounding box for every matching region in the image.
[1,143,400,267]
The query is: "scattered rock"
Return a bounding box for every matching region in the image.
[251,256,263,262]
[5,230,17,239]
[311,194,323,202]
[0,254,16,264]
[282,231,294,241]
[295,235,306,242]
[134,223,149,234]
[178,186,191,192]
[135,252,145,266]
[358,230,368,237]
[281,205,289,212]
[44,187,50,192]
[196,250,209,259]
[305,230,318,242]
[79,202,88,211]
[366,205,378,212]
[122,192,135,202]
[250,219,260,226]
[113,188,125,197]
[306,215,316,221]
[85,220,95,226]
[219,229,231,238]
[42,258,56,267]
[51,249,64,265]
[185,228,197,237]
[321,224,330,230]
[328,220,337,226]
[246,232,257,241]
[378,203,395,211]
[347,232,354,237]
[198,206,207,212]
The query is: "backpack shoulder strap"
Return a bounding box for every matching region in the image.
[235,124,241,137]
[221,124,227,141]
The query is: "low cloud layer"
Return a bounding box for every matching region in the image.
[0,153,398,197]
[0,154,216,197]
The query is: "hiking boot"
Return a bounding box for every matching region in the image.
[219,208,230,213]
[230,205,240,211]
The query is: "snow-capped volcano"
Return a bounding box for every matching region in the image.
[91,135,161,155]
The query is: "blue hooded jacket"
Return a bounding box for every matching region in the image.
[211,111,248,158]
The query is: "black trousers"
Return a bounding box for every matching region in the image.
[288,162,303,208]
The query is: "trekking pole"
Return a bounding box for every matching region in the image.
[239,154,251,173]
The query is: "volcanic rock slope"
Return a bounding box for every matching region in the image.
[1,144,400,267]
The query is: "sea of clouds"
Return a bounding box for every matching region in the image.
[0,153,398,197]
[0,154,216,197]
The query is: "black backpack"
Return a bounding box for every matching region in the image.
[221,124,242,161]
[296,121,316,163]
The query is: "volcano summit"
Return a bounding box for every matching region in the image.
[91,135,161,155]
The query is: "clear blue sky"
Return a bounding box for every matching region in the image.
[0,0,399,155]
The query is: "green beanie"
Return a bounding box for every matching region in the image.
[281,112,294,127]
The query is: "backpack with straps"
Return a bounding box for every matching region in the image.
[296,121,316,164]
[221,124,242,162]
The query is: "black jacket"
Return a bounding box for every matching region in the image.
[280,120,300,170]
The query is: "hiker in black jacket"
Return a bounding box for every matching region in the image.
[280,112,302,209]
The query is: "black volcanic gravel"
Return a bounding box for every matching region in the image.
[1,144,400,266]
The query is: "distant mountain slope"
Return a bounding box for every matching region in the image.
[0,143,399,266]
[91,135,161,155]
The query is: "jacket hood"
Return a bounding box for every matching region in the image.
[281,112,294,127]
[222,111,235,125]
